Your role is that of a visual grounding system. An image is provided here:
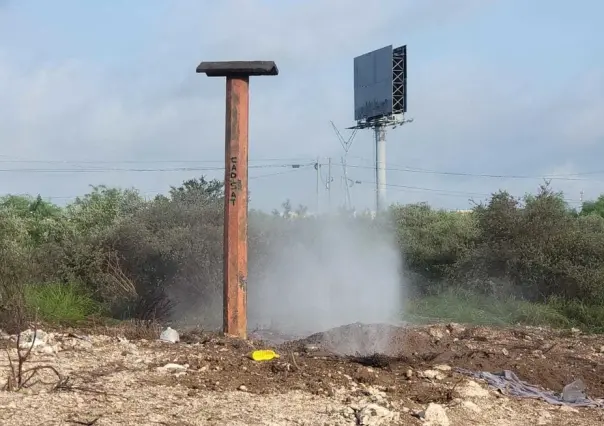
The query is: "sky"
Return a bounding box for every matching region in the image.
[0,0,603,212]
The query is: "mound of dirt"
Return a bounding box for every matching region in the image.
[282,322,604,399]
[292,322,419,356]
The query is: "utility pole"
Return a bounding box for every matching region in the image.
[375,124,387,212]
[330,121,358,212]
[327,157,332,211]
[196,60,278,339]
[341,156,352,210]
[315,156,320,215]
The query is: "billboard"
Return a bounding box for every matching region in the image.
[353,44,407,121]
[354,45,393,121]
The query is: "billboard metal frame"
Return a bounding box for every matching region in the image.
[353,44,407,123]
[392,45,407,115]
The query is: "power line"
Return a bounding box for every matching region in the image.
[357,181,491,197]
[360,181,582,204]
[4,154,599,182]
[249,166,313,180]
[0,162,314,173]
[385,183,491,196]
[1,155,590,205]
[345,163,604,182]
[30,166,313,201]
[0,157,314,165]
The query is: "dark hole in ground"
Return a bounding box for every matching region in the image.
[347,353,395,369]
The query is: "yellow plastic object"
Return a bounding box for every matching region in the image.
[250,349,280,361]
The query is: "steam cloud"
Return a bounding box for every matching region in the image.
[248,215,404,354]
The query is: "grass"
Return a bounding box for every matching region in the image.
[24,282,103,323]
[403,289,604,333]
[546,297,604,333]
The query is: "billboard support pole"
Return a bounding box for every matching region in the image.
[196,61,278,339]
[375,124,387,212]
[350,44,411,215]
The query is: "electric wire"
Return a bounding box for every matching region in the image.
[344,161,604,182]
[0,155,591,206]
[0,157,315,165]
[0,162,315,173]
[2,153,601,181]
[38,164,314,201]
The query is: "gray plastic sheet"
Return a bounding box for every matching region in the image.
[455,368,604,408]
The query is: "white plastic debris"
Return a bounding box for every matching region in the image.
[562,379,586,403]
[159,327,179,343]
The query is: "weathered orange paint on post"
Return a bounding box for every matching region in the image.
[223,76,249,338]
[196,61,278,339]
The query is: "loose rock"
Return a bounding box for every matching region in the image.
[428,327,445,341]
[422,403,449,426]
[157,363,187,372]
[559,405,579,413]
[356,403,398,426]
[420,370,445,380]
[457,380,490,399]
[433,364,451,372]
[461,400,482,413]
[18,329,49,349]
[537,410,552,425]
[446,323,466,335]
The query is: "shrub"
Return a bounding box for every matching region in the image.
[391,203,479,293]
[2,176,604,332]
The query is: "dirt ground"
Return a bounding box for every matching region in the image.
[1,322,604,425]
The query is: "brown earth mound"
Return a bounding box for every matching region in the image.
[282,323,604,398]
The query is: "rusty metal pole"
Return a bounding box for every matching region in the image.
[196,61,279,339]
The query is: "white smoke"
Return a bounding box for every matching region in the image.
[248,214,404,353]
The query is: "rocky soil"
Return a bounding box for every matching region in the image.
[1,322,604,425]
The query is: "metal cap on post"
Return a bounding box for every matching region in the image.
[196,60,278,339]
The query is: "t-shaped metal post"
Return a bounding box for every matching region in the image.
[196,61,279,339]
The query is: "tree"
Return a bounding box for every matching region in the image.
[281,199,292,218]
[169,176,223,205]
[581,195,604,218]
[0,195,61,219]
[295,204,308,217]
[67,185,144,233]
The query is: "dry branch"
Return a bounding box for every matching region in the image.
[105,251,138,299]
[3,326,64,391]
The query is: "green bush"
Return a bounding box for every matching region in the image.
[3,177,604,331]
[391,203,479,291]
